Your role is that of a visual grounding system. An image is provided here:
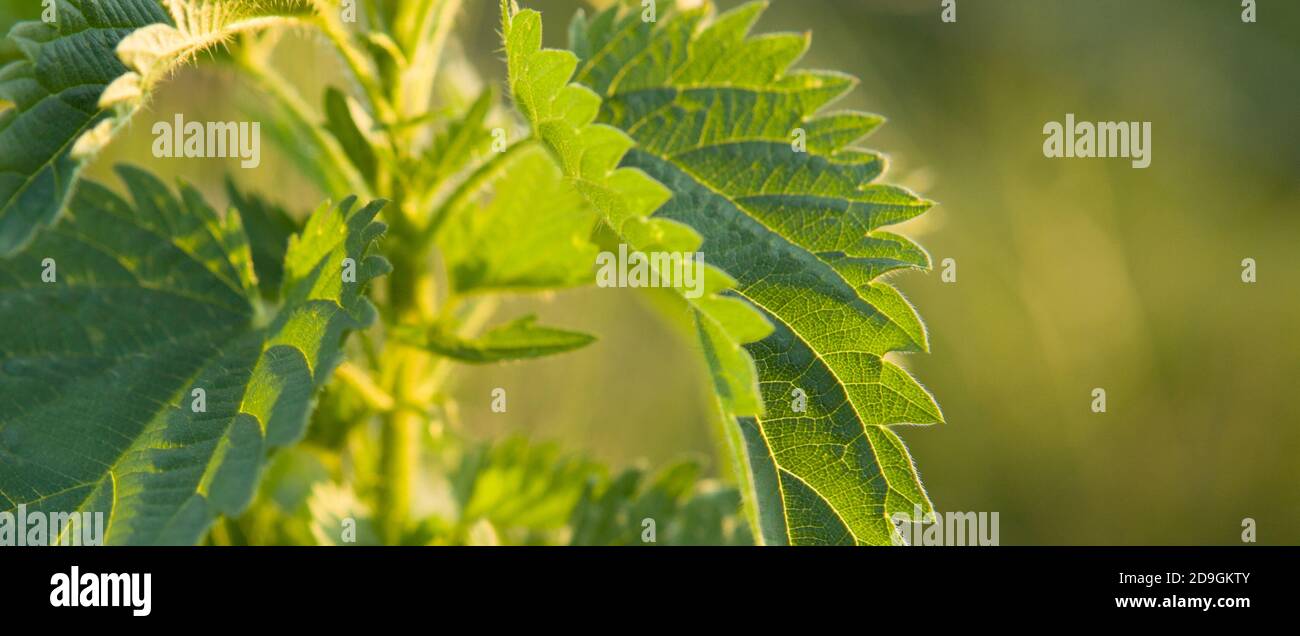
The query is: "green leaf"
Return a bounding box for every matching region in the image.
[569,461,752,546]
[323,86,378,185]
[0,0,168,257]
[444,436,748,546]
[436,142,601,294]
[244,84,357,199]
[0,1,326,258]
[501,2,772,422]
[566,1,943,545]
[453,437,601,533]
[225,178,301,299]
[214,445,330,545]
[113,1,319,97]
[422,87,494,187]
[0,165,389,545]
[395,314,596,364]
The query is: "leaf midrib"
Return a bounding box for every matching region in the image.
[735,286,923,519]
[630,146,923,353]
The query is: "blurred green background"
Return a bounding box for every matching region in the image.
[3,0,1296,544]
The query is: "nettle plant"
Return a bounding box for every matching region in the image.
[0,0,942,546]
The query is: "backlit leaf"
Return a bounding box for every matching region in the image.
[501,2,773,423]
[566,0,944,545]
[436,142,600,295]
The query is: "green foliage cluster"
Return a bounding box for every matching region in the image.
[0,0,939,545]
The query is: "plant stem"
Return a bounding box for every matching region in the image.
[378,403,421,544]
[375,248,439,544]
[235,54,371,200]
[314,1,469,545]
[399,0,463,124]
[334,361,395,412]
[316,12,396,127]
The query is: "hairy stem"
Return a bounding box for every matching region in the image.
[315,0,469,544]
[316,12,395,125]
[375,248,439,544]
[399,0,464,123]
[235,53,371,199]
[378,403,421,544]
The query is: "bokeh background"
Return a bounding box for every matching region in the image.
[3,0,1296,544]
